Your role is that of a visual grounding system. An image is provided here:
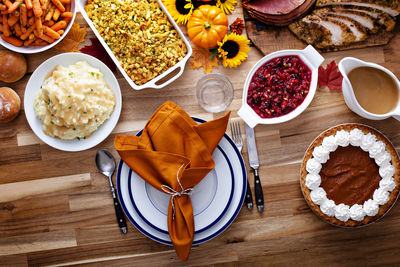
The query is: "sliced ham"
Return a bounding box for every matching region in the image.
[245,0,307,15]
[244,0,316,26]
[316,0,400,16]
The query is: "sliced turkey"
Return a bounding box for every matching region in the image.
[316,0,400,16]
[323,5,397,31]
[315,13,368,41]
[289,14,356,48]
[314,8,380,33]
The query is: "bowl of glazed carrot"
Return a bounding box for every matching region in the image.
[0,0,75,53]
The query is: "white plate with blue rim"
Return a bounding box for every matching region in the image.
[116,117,247,245]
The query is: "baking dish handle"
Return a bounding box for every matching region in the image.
[145,57,189,89]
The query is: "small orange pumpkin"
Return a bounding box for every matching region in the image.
[187,5,228,49]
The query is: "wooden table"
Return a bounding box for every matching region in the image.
[2,2,400,266]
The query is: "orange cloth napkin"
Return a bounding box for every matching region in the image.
[114,101,230,261]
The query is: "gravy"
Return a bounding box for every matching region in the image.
[348,67,398,114]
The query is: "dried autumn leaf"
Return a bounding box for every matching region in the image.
[190,46,219,74]
[55,23,87,52]
[80,38,116,72]
[318,60,343,90]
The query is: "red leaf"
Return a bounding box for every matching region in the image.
[80,38,116,72]
[318,60,343,90]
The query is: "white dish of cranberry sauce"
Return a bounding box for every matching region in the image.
[238,45,324,128]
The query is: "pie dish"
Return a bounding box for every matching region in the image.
[301,123,400,227]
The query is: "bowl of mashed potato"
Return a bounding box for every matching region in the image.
[25,53,122,151]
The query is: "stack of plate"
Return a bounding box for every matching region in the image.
[116,118,247,245]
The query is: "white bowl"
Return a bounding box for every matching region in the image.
[24,53,122,152]
[0,0,76,54]
[238,45,324,128]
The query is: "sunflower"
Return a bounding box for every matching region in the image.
[218,33,250,68]
[164,0,194,24]
[216,0,237,14]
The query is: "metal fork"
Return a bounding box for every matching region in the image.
[230,120,253,210]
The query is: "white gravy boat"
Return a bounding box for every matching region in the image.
[338,57,400,121]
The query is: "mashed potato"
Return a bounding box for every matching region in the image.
[34,61,116,140]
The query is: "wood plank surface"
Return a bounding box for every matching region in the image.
[1,1,400,266]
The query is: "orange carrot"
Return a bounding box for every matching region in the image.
[8,13,19,26]
[41,0,49,10]
[50,19,65,30]
[52,7,59,20]
[50,0,64,12]
[25,0,33,9]
[38,33,54,43]
[19,3,27,26]
[0,3,6,11]
[61,11,72,18]
[56,29,62,35]
[35,16,43,36]
[32,0,42,17]
[2,14,9,36]
[43,24,59,39]
[44,19,53,26]
[1,34,23,46]
[2,0,12,9]
[27,8,33,17]
[13,22,22,36]
[44,3,54,21]
[27,15,34,25]
[24,36,35,45]
[20,23,34,39]
[60,0,69,3]
[8,0,22,13]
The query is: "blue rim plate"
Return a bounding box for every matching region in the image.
[116,117,247,245]
[128,143,234,234]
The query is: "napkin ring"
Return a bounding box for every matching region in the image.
[161,164,193,220]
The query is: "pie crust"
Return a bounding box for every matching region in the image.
[300,124,400,227]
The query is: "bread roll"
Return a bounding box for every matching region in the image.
[0,87,21,123]
[0,50,27,83]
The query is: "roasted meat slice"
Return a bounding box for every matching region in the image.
[316,0,400,16]
[315,13,368,41]
[244,0,307,15]
[323,5,396,31]
[289,14,357,48]
[314,8,380,33]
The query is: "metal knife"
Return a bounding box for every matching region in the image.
[244,123,264,212]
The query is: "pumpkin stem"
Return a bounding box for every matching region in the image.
[203,22,211,29]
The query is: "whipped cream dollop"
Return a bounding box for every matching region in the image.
[349,128,364,146]
[335,203,351,222]
[305,173,321,190]
[306,158,322,174]
[349,204,366,221]
[369,141,386,158]
[312,146,330,164]
[335,130,350,147]
[375,151,391,166]
[363,199,379,216]
[310,187,327,205]
[322,135,338,152]
[373,188,390,205]
[379,163,395,179]
[360,133,377,152]
[305,127,397,223]
[320,199,336,217]
[379,177,396,192]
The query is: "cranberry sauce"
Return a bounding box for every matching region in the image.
[247,55,311,118]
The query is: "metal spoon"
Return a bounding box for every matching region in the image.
[95,149,127,234]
